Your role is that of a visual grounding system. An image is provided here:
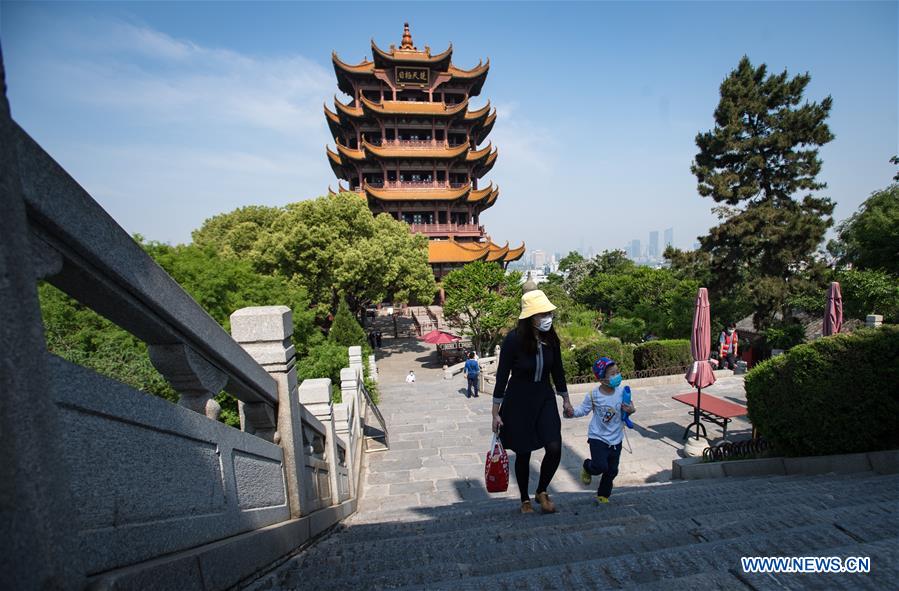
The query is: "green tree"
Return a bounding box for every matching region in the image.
[443,261,522,356]
[691,56,835,329]
[191,205,281,257]
[558,251,584,273]
[329,298,366,347]
[144,241,320,356]
[198,193,436,320]
[830,184,899,274]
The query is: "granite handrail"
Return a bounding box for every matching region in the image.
[13,122,278,408]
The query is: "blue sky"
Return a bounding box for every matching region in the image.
[2,1,896,257]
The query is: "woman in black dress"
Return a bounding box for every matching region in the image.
[492,290,573,513]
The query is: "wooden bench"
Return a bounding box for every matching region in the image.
[672,391,748,441]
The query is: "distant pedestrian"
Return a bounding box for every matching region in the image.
[405,370,416,384]
[375,330,383,348]
[718,322,739,370]
[368,330,376,348]
[463,351,480,398]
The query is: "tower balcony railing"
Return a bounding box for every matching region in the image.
[358,180,470,191]
[409,223,485,237]
[380,138,448,149]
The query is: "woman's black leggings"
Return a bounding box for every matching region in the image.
[514,440,562,502]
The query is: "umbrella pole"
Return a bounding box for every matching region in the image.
[695,387,702,440]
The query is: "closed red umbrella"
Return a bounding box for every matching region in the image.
[684,287,716,440]
[823,281,843,337]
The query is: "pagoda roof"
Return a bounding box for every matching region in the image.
[464,101,491,123]
[361,138,470,159]
[467,183,500,207]
[324,104,343,138]
[370,29,453,69]
[428,237,525,265]
[471,148,498,177]
[331,52,375,75]
[360,95,469,117]
[486,242,510,262]
[326,146,351,180]
[466,142,494,164]
[473,109,497,144]
[428,238,490,264]
[448,60,490,79]
[335,143,367,161]
[334,97,364,118]
[505,243,526,262]
[363,182,472,202]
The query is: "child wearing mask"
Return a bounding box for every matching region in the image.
[566,356,635,503]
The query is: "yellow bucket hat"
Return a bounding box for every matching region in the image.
[519,289,557,319]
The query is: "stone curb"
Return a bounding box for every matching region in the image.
[672,449,899,480]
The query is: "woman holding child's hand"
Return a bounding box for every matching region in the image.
[492,290,570,514]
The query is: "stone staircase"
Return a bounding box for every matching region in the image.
[246,472,898,589]
[245,365,898,590]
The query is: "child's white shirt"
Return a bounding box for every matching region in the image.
[571,385,624,445]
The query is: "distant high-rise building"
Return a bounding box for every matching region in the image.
[630,239,641,259]
[664,227,673,250]
[649,231,659,258]
[532,249,546,269]
[587,246,595,259]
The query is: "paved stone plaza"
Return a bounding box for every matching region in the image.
[246,337,899,589]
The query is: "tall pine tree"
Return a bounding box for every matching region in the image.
[691,56,835,328]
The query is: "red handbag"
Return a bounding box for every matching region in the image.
[484,433,509,493]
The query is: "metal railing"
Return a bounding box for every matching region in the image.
[360,382,389,449]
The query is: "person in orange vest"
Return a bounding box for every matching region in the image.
[718,322,739,370]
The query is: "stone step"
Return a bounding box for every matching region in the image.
[308,521,860,590]
[279,499,897,584]
[347,472,898,531]
[310,496,896,563]
[413,523,893,590]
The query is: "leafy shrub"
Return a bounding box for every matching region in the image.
[329,298,366,347]
[745,326,899,456]
[566,337,635,378]
[296,341,349,402]
[633,339,693,371]
[762,323,806,351]
[603,316,646,344]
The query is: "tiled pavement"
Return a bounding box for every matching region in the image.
[246,338,899,590]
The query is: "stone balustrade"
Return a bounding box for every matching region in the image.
[0,59,378,591]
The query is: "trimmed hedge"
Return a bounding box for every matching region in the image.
[745,326,899,457]
[633,339,693,371]
[564,336,635,378]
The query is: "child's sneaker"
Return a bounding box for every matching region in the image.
[580,467,592,486]
[595,495,610,504]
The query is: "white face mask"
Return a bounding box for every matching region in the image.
[534,316,553,332]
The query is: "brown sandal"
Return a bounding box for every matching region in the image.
[535,492,556,514]
[520,500,534,514]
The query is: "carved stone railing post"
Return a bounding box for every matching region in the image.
[368,353,378,383]
[231,306,308,517]
[298,378,341,506]
[148,344,226,421]
[348,345,363,375]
